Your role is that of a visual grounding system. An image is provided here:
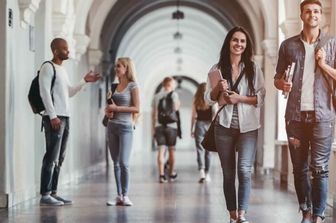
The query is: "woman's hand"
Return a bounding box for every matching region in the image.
[223,91,240,104]
[215,80,229,92]
[105,104,118,118]
[106,104,118,112]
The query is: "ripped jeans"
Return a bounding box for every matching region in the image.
[286,111,334,218]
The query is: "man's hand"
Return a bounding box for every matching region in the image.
[274,74,292,92]
[84,71,101,83]
[315,48,326,67]
[50,117,61,130]
[191,131,195,138]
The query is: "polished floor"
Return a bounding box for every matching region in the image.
[0,149,335,223]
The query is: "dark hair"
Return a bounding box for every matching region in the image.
[300,0,322,13]
[50,38,67,51]
[217,26,255,95]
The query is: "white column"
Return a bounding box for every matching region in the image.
[279,0,301,37]
[52,0,76,58]
[0,0,8,208]
[261,39,278,169]
[18,0,41,28]
[74,34,90,60]
[88,49,103,70]
[329,0,336,36]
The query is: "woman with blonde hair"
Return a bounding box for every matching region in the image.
[191,82,213,183]
[105,57,140,206]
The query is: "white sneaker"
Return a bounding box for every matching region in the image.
[199,169,205,183]
[106,195,123,206]
[123,196,133,206]
[205,173,211,182]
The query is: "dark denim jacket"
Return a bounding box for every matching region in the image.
[274,31,336,122]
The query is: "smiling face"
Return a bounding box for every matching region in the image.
[300,3,322,28]
[229,31,247,56]
[114,60,127,78]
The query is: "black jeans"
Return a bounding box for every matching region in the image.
[40,116,69,195]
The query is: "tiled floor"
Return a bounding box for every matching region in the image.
[0,149,335,223]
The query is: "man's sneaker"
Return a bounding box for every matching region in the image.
[199,169,205,183]
[123,196,133,206]
[159,175,168,183]
[40,195,64,206]
[205,173,211,182]
[107,195,124,206]
[51,195,72,205]
[169,172,178,182]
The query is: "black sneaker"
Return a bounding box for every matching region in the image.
[159,175,167,183]
[169,172,178,182]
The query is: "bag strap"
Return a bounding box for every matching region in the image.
[231,68,245,92]
[40,61,56,131]
[111,83,118,94]
[41,61,56,92]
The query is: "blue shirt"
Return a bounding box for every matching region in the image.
[274,31,336,122]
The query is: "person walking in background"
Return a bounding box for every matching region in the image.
[105,57,140,206]
[152,77,180,183]
[274,0,336,222]
[39,38,101,206]
[204,26,265,223]
[191,82,213,183]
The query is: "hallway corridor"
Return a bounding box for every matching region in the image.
[0,149,334,223]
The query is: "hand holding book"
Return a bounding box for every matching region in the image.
[282,62,296,99]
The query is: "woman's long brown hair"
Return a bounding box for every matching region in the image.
[193,83,209,110]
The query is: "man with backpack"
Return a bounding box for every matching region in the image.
[152,77,181,183]
[38,38,100,206]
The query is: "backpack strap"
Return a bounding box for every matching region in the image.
[40,61,56,131]
[41,61,56,103]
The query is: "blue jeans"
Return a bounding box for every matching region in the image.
[286,111,334,218]
[40,116,69,195]
[195,120,211,172]
[214,123,257,212]
[108,122,133,196]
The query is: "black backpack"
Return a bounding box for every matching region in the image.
[157,91,178,125]
[28,61,56,114]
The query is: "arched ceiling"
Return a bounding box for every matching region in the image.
[97,0,259,109]
[116,6,227,97]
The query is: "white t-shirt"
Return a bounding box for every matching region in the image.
[300,41,316,111]
[38,62,86,119]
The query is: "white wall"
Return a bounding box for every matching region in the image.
[0,0,106,207]
[0,0,8,207]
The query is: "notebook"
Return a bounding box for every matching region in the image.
[208,69,226,106]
